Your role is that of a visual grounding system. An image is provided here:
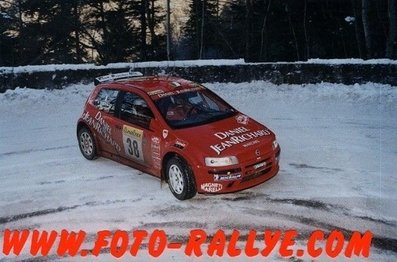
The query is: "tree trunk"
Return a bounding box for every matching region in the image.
[361,0,372,58]
[140,0,147,61]
[244,0,252,61]
[303,0,310,60]
[73,0,81,62]
[99,1,108,63]
[148,0,156,58]
[351,0,363,58]
[260,0,272,60]
[199,0,205,59]
[386,0,397,58]
[286,3,300,61]
[166,0,171,60]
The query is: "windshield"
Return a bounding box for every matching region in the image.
[155,89,237,129]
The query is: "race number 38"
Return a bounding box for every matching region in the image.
[122,125,144,162]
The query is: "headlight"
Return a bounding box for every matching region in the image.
[272,140,279,150]
[205,156,239,167]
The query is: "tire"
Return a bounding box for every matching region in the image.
[166,157,196,200]
[78,127,97,160]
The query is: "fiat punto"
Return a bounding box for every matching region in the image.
[77,71,280,200]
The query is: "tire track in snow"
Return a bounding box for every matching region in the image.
[0,198,142,225]
[0,145,75,157]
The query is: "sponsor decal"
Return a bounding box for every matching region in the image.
[201,183,223,193]
[214,173,242,182]
[156,86,204,98]
[243,140,260,148]
[170,81,182,87]
[210,127,271,155]
[151,136,161,169]
[151,136,160,144]
[236,114,249,125]
[122,125,144,161]
[147,89,164,96]
[254,161,267,170]
[82,111,121,152]
[175,140,187,149]
[162,129,169,139]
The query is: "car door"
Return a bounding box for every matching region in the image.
[116,91,157,168]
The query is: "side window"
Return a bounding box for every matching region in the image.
[93,88,119,114]
[120,92,154,129]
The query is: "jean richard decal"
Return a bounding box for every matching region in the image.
[82,111,121,152]
[210,127,271,155]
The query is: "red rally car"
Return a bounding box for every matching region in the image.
[77,71,280,200]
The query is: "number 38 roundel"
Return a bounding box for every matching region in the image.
[122,125,144,162]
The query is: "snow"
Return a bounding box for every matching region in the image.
[344,16,355,24]
[0,81,396,261]
[1,58,397,75]
[0,59,246,74]
[0,12,12,20]
[305,58,397,65]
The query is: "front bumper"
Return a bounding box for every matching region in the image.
[196,148,280,194]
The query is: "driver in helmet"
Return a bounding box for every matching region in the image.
[166,95,195,121]
[132,98,150,118]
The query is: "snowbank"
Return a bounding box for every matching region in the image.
[1,59,397,93]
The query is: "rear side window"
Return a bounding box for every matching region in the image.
[93,88,119,114]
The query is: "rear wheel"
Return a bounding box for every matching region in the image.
[78,127,97,160]
[166,157,196,200]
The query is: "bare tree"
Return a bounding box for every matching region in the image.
[166,0,171,60]
[199,0,205,59]
[386,0,397,58]
[351,0,363,58]
[244,0,252,61]
[303,0,309,60]
[259,0,272,60]
[140,0,148,61]
[286,3,300,60]
[361,0,372,57]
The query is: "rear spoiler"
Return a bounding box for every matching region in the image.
[94,70,143,85]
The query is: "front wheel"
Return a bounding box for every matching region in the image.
[78,127,97,160]
[166,157,196,200]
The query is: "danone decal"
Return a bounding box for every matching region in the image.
[122,125,144,162]
[210,127,271,155]
[201,183,223,193]
[82,111,121,152]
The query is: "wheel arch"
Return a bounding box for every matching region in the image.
[161,151,196,184]
[77,121,101,154]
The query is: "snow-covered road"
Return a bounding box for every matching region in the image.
[0,81,396,261]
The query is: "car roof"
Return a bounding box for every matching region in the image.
[100,76,206,100]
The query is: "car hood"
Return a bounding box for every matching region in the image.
[173,114,275,157]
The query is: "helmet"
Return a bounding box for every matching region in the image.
[133,98,147,107]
